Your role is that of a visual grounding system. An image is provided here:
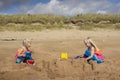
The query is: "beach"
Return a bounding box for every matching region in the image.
[0,29,120,80]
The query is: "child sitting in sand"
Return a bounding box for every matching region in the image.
[15,39,35,65]
[83,37,104,64]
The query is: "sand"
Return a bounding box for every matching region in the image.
[0,29,120,80]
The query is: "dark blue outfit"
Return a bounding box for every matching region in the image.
[16,51,33,63]
[84,50,104,63]
[24,51,33,60]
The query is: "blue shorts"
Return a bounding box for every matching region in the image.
[16,56,25,63]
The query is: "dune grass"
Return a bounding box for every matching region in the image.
[0,14,120,31]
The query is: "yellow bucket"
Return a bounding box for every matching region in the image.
[60,52,68,59]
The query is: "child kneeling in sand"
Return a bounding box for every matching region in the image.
[15,39,35,65]
[83,37,104,64]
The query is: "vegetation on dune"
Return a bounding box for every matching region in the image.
[0,14,120,31]
[71,14,120,23]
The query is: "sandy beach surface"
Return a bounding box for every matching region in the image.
[0,29,120,80]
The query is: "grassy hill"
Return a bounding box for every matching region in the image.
[0,14,120,31]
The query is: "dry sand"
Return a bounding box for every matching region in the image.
[0,29,120,80]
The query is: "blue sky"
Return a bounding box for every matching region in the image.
[0,0,120,16]
[109,0,120,4]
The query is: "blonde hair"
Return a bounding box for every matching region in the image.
[22,39,31,48]
[84,37,98,50]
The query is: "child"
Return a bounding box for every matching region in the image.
[83,37,104,64]
[15,39,35,65]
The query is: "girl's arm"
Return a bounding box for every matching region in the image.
[17,48,25,57]
[86,47,94,60]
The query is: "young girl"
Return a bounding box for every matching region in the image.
[83,37,104,64]
[15,39,35,65]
